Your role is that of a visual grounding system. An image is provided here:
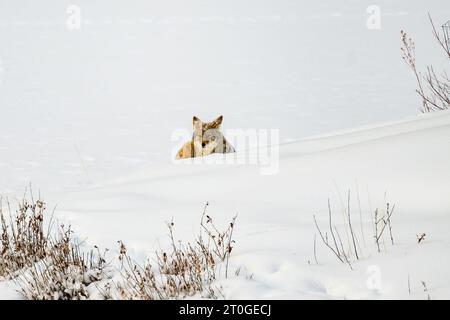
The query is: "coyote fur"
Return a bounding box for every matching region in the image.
[176,115,235,159]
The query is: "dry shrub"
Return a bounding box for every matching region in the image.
[15,225,110,300]
[0,196,50,277]
[115,203,237,300]
[401,14,450,112]
[1,193,235,300]
[0,192,110,299]
[313,191,396,269]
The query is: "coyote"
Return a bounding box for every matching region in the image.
[176,115,235,159]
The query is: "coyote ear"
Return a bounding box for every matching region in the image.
[210,115,223,129]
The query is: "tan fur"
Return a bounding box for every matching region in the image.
[176,115,235,159]
[176,139,218,159]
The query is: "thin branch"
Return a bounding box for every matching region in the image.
[334,226,353,270]
[313,233,318,265]
[428,13,450,58]
[327,199,341,257]
[313,215,343,263]
[347,191,359,260]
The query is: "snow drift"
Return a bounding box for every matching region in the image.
[45,110,450,300]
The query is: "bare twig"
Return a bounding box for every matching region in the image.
[386,203,394,245]
[334,226,353,270]
[401,30,430,112]
[428,13,450,58]
[327,199,340,257]
[313,215,343,263]
[356,183,366,247]
[374,208,380,252]
[408,275,411,295]
[313,233,318,265]
[347,191,359,260]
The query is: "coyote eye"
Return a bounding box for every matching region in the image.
[202,142,206,147]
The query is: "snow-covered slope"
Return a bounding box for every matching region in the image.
[1,107,449,300]
[49,110,450,299]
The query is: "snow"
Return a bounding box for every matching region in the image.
[0,282,21,300]
[1,0,450,299]
[47,109,449,299]
[1,0,448,194]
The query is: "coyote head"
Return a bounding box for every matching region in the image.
[192,115,224,148]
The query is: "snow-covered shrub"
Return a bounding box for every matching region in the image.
[0,197,48,277]
[16,225,110,300]
[2,195,233,300]
[0,192,110,299]
[114,203,236,300]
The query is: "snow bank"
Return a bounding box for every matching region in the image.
[52,110,450,299]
